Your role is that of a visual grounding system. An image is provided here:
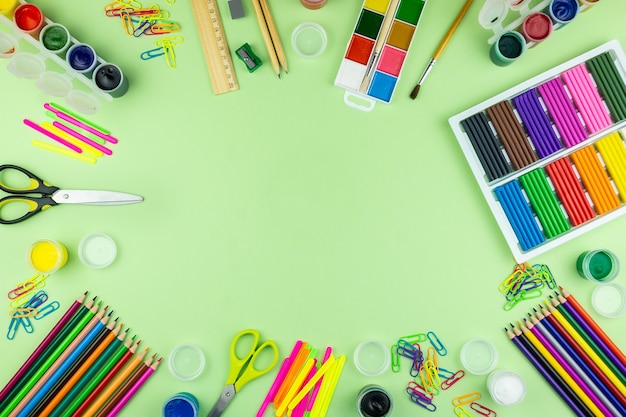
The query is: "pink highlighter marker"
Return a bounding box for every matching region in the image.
[52,121,113,155]
[23,118,82,153]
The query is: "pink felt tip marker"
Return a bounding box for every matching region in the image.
[43,103,119,144]
[23,119,82,153]
[52,121,113,155]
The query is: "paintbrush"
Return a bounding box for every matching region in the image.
[410,0,474,99]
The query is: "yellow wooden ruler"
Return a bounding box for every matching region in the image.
[191,0,239,94]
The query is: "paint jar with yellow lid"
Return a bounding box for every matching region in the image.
[27,239,68,273]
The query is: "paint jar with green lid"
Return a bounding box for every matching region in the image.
[576,249,619,283]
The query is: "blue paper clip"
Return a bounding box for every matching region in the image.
[427,331,447,356]
[7,318,20,340]
[437,367,455,379]
[409,354,423,377]
[133,19,152,37]
[408,390,436,412]
[35,301,60,320]
[140,47,165,60]
[25,290,48,309]
[396,339,421,360]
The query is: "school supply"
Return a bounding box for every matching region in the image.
[499,263,557,310]
[208,329,279,417]
[506,288,626,417]
[251,0,287,77]
[191,0,239,94]
[335,0,428,111]
[0,164,143,224]
[449,40,626,262]
[410,0,473,99]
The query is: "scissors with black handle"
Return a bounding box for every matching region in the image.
[0,164,143,224]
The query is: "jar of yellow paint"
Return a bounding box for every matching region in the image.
[27,239,68,273]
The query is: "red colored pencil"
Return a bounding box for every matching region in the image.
[0,292,88,404]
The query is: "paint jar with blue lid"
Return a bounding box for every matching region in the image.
[66,43,98,75]
[163,392,199,417]
[545,0,579,27]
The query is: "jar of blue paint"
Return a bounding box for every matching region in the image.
[162,392,199,417]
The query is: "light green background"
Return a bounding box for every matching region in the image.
[1,0,625,416]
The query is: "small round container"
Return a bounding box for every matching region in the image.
[592,283,626,318]
[291,22,327,58]
[93,63,129,98]
[0,32,17,59]
[354,340,390,376]
[7,52,45,79]
[40,23,71,56]
[487,370,526,406]
[13,3,44,39]
[0,0,19,18]
[301,0,327,9]
[522,12,553,44]
[78,232,117,269]
[576,249,619,283]
[36,72,72,97]
[66,43,98,74]
[357,385,393,417]
[478,0,508,29]
[547,0,579,26]
[490,31,526,66]
[506,0,531,11]
[27,239,68,273]
[460,338,498,375]
[163,392,199,417]
[168,344,206,381]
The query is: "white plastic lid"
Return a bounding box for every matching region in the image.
[36,72,72,97]
[291,22,327,58]
[354,339,390,376]
[78,232,117,269]
[487,370,526,406]
[0,33,17,59]
[7,52,45,79]
[65,90,100,115]
[592,283,626,318]
[168,343,206,381]
[460,338,498,375]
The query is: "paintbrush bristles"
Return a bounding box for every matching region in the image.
[410,84,421,99]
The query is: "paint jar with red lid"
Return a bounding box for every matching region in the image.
[13,3,45,39]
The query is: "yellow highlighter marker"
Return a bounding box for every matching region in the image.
[40,122,103,157]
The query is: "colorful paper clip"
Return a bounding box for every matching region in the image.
[25,290,48,309]
[400,332,428,343]
[396,339,421,360]
[7,281,35,300]
[441,370,465,390]
[454,405,473,417]
[408,390,436,412]
[9,308,38,318]
[407,381,433,401]
[35,301,60,320]
[427,331,447,356]
[391,344,401,373]
[7,318,20,340]
[437,367,455,379]
[470,402,497,417]
[452,391,481,407]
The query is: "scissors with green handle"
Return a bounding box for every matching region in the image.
[0,164,143,224]
[208,329,279,417]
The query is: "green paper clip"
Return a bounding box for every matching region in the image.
[236,43,262,72]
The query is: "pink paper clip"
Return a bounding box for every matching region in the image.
[7,281,35,300]
[408,390,436,412]
[470,402,497,417]
[441,370,465,390]
[406,381,433,401]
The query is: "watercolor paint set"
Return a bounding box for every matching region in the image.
[334,0,427,112]
[479,0,598,66]
[449,39,626,262]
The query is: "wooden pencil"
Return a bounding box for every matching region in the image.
[251,0,280,78]
[259,0,287,73]
[104,357,162,417]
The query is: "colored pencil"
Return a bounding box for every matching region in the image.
[95,355,156,417]
[80,347,149,417]
[506,326,590,417]
[251,0,280,78]
[37,322,124,416]
[104,357,161,417]
[0,303,101,417]
[0,292,87,406]
[518,321,604,415]
[410,0,473,99]
[534,309,626,414]
[49,331,132,417]
[525,316,616,416]
[11,307,111,417]
[68,339,140,417]
[560,287,626,366]
[540,304,626,408]
[550,296,626,384]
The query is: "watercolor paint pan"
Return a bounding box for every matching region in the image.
[334,0,427,111]
[449,39,626,262]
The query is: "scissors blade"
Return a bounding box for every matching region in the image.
[51,190,144,205]
[207,385,236,417]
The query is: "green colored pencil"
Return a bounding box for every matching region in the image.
[0,303,99,417]
[49,332,132,417]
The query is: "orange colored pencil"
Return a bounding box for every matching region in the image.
[37,322,124,417]
[80,347,149,417]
